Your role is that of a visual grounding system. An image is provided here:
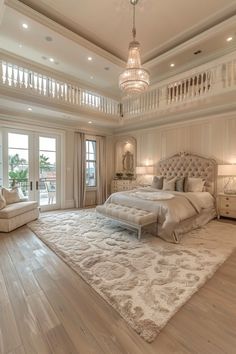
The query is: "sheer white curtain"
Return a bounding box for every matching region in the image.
[96,136,107,205]
[74,132,86,208]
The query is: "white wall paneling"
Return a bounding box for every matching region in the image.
[116,111,236,193]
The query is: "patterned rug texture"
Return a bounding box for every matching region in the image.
[28,210,236,342]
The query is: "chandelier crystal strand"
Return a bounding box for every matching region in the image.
[119,0,150,96]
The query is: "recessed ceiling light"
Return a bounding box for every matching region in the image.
[90,76,94,80]
[226,36,233,42]
[49,58,54,62]
[104,67,110,71]
[88,121,93,124]
[170,63,175,67]
[27,107,32,111]
[22,23,28,29]
[19,44,22,48]
[88,57,92,61]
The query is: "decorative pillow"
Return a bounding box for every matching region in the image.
[163,178,176,191]
[0,191,6,210]
[175,177,185,192]
[185,177,205,192]
[151,176,164,189]
[2,187,21,204]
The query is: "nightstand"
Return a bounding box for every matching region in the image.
[111,179,136,193]
[217,193,236,219]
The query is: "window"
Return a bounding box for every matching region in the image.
[86,140,96,187]
[8,133,29,195]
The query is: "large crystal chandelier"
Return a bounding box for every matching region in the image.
[119,0,150,96]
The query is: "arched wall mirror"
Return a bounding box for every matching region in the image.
[115,136,137,179]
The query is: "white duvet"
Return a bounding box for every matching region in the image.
[105,188,216,242]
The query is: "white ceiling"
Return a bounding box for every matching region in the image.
[0,0,236,98]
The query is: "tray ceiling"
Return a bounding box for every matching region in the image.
[18,0,236,61]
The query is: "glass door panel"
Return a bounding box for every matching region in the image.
[38,136,58,209]
[3,129,61,211]
[7,133,30,199]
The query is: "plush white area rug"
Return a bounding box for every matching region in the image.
[28,210,236,342]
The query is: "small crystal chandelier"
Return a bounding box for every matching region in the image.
[119,0,150,96]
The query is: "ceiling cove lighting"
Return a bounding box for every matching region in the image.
[119,0,150,96]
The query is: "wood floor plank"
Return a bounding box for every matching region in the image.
[27,290,60,333]
[45,324,80,354]
[0,302,22,354]
[7,345,26,354]
[34,268,105,354]
[0,241,52,354]
[0,268,9,305]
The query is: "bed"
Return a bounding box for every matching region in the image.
[96,152,217,243]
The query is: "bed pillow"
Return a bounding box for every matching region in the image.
[163,177,176,191]
[185,177,205,192]
[175,177,185,192]
[2,187,21,204]
[151,176,164,189]
[0,191,6,210]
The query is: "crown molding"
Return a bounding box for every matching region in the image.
[0,112,113,135]
[114,109,236,137]
[5,0,126,68]
[114,100,236,134]
[144,15,236,69]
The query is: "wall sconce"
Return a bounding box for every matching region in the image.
[218,164,236,194]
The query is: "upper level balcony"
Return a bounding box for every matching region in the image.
[0,50,236,130]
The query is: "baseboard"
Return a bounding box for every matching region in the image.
[64,200,75,209]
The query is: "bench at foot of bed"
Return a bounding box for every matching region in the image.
[96,203,157,240]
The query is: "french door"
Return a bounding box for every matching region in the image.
[3,129,61,211]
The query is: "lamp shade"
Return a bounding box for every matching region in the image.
[218,165,236,176]
[136,166,154,175]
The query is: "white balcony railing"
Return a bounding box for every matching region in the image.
[1,51,236,122]
[122,52,236,120]
[0,60,121,117]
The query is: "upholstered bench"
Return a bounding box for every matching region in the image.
[96,203,157,239]
[0,201,39,232]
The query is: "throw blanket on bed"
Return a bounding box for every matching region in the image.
[130,191,174,201]
[105,188,215,242]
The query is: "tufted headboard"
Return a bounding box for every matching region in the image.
[158,152,217,195]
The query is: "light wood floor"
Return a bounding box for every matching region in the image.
[0,222,236,354]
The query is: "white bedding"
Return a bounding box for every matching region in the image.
[105,188,216,242]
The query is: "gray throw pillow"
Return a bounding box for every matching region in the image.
[163,177,176,191]
[151,176,163,189]
[175,177,185,192]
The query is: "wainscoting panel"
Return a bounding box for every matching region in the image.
[120,112,236,192]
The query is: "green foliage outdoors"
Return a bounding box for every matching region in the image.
[8,153,52,188]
